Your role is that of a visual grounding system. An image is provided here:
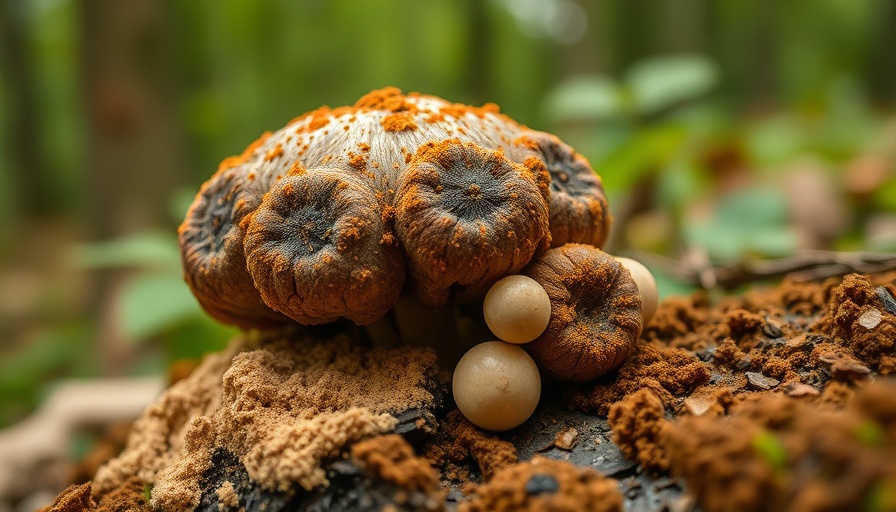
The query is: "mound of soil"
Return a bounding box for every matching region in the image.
[43,272,896,512]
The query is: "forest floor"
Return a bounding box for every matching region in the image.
[40,270,896,512]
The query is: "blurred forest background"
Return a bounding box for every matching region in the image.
[1,0,896,474]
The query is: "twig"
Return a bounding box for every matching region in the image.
[626,250,896,291]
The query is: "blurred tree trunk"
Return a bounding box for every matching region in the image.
[0,0,53,215]
[79,0,186,239]
[466,0,490,103]
[79,0,187,372]
[867,0,896,105]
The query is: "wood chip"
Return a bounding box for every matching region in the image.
[683,396,713,416]
[858,308,882,330]
[785,382,820,397]
[745,371,780,390]
[554,427,579,451]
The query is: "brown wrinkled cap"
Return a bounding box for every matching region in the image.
[523,244,641,381]
[244,168,405,325]
[395,139,551,305]
[513,132,611,248]
[178,166,290,328]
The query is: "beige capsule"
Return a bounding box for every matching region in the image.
[452,341,541,431]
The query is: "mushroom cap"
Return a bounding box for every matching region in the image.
[523,244,642,381]
[178,164,290,328]
[244,167,405,325]
[179,87,611,328]
[514,132,612,248]
[395,139,550,305]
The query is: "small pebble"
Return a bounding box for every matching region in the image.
[785,382,820,397]
[876,286,896,315]
[683,395,714,416]
[525,474,559,495]
[554,427,579,451]
[762,317,784,339]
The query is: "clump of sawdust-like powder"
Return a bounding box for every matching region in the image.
[92,332,441,511]
[92,338,244,496]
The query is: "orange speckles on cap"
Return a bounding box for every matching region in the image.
[354,87,409,111]
[348,151,367,170]
[288,161,306,175]
[217,131,272,173]
[264,143,284,162]
[382,112,418,132]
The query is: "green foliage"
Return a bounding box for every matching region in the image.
[866,478,896,512]
[0,322,95,427]
[543,76,622,123]
[545,55,721,124]
[70,232,183,271]
[855,421,886,448]
[71,230,236,353]
[120,273,204,342]
[625,56,719,117]
[752,430,789,471]
[684,188,797,263]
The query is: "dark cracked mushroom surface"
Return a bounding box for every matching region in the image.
[179,87,613,332]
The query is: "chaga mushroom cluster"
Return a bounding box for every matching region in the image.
[179,88,652,411]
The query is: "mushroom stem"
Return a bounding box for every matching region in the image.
[363,312,402,348]
[392,297,473,368]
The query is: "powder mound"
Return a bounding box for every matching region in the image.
[91,332,443,511]
[351,434,445,508]
[424,410,518,484]
[41,479,154,512]
[664,380,896,512]
[607,388,670,473]
[566,342,710,416]
[93,339,244,496]
[460,457,623,512]
[815,273,896,372]
[39,482,95,512]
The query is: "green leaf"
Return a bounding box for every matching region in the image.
[120,272,203,341]
[873,178,896,211]
[746,115,806,165]
[652,268,698,301]
[598,124,688,191]
[716,188,789,230]
[866,478,896,512]
[855,421,885,447]
[543,75,623,123]
[70,231,182,270]
[657,160,711,211]
[684,187,796,262]
[625,55,719,115]
[752,430,788,470]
